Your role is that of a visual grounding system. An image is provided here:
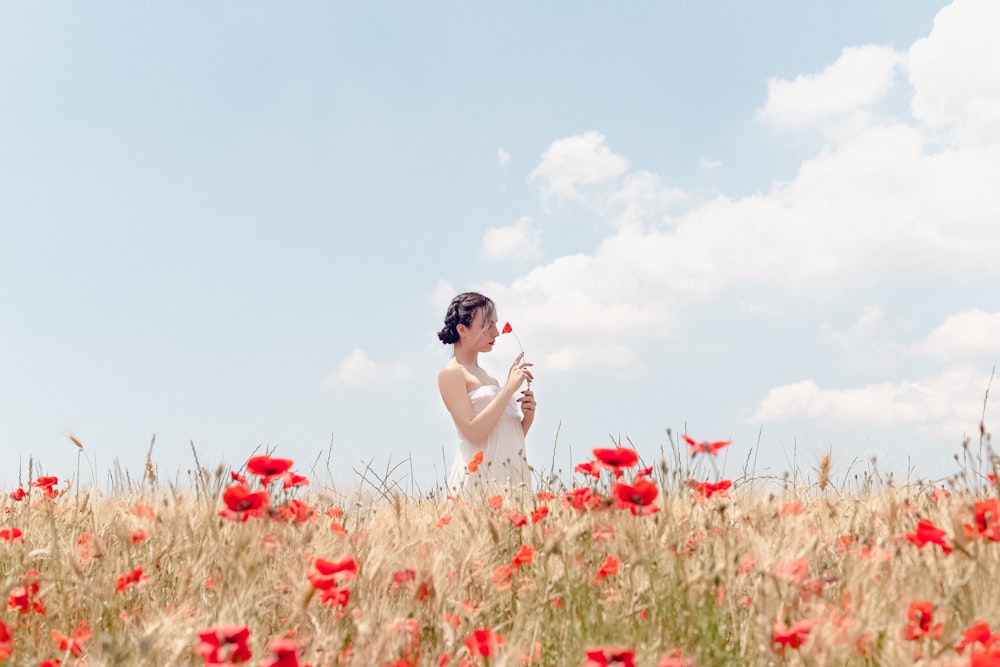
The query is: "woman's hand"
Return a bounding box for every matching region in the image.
[505,352,533,393]
[518,386,536,435]
[517,388,536,415]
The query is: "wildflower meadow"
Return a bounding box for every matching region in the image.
[3,428,1000,666]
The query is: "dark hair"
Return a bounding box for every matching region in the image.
[437,292,495,345]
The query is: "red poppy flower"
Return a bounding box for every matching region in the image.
[436,514,452,528]
[502,322,513,334]
[464,629,505,657]
[531,506,549,524]
[611,479,659,515]
[116,566,148,593]
[131,504,156,518]
[130,529,150,544]
[277,499,318,524]
[773,618,816,655]
[970,645,1000,666]
[493,564,514,591]
[592,448,639,477]
[507,512,528,527]
[592,524,615,542]
[51,622,91,657]
[584,646,636,667]
[903,600,942,640]
[536,491,555,501]
[0,619,13,659]
[467,450,483,473]
[929,488,951,501]
[312,555,358,585]
[392,568,417,585]
[906,518,952,554]
[682,434,731,457]
[511,543,536,569]
[967,498,1000,541]
[246,455,294,485]
[488,494,504,509]
[32,476,59,498]
[689,479,732,499]
[221,484,269,521]
[195,624,252,664]
[779,502,804,515]
[773,557,809,584]
[575,460,602,478]
[563,487,600,512]
[318,586,351,609]
[957,620,1000,654]
[0,528,23,543]
[281,471,309,489]
[8,570,44,615]
[259,636,302,667]
[9,488,26,501]
[596,555,620,580]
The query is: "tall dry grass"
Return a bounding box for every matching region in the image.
[2,432,1000,666]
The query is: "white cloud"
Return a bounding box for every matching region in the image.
[606,171,686,229]
[758,45,902,131]
[481,217,542,261]
[699,158,722,170]
[908,0,1000,144]
[908,309,1000,361]
[476,0,1000,377]
[528,131,630,204]
[329,348,412,387]
[497,148,511,168]
[751,366,996,438]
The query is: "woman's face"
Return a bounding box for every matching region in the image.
[462,308,500,352]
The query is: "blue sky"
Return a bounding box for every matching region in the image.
[3,0,998,494]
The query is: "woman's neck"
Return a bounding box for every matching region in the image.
[454,344,479,367]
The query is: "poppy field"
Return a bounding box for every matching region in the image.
[3,434,1000,666]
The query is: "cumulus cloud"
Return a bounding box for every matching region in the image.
[908,0,1000,144]
[908,309,1000,361]
[528,131,629,204]
[758,45,902,132]
[606,171,686,229]
[481,217,542,261]
[477,0,1000,378]
[497,148,511,168]
[751,365,996,438]
[329,348,412,387]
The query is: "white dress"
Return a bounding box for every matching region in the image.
[447,384,532,495]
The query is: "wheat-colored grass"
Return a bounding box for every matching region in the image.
[3,440,1000,666]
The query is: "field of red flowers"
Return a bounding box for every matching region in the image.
[3,435,1000,666]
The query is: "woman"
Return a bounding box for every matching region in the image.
[437,292,535,495]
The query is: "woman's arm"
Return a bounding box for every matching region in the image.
[438,357,532,445]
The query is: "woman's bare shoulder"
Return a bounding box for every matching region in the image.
[438,359,465,384]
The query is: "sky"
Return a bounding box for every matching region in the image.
[3,0,999,495]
